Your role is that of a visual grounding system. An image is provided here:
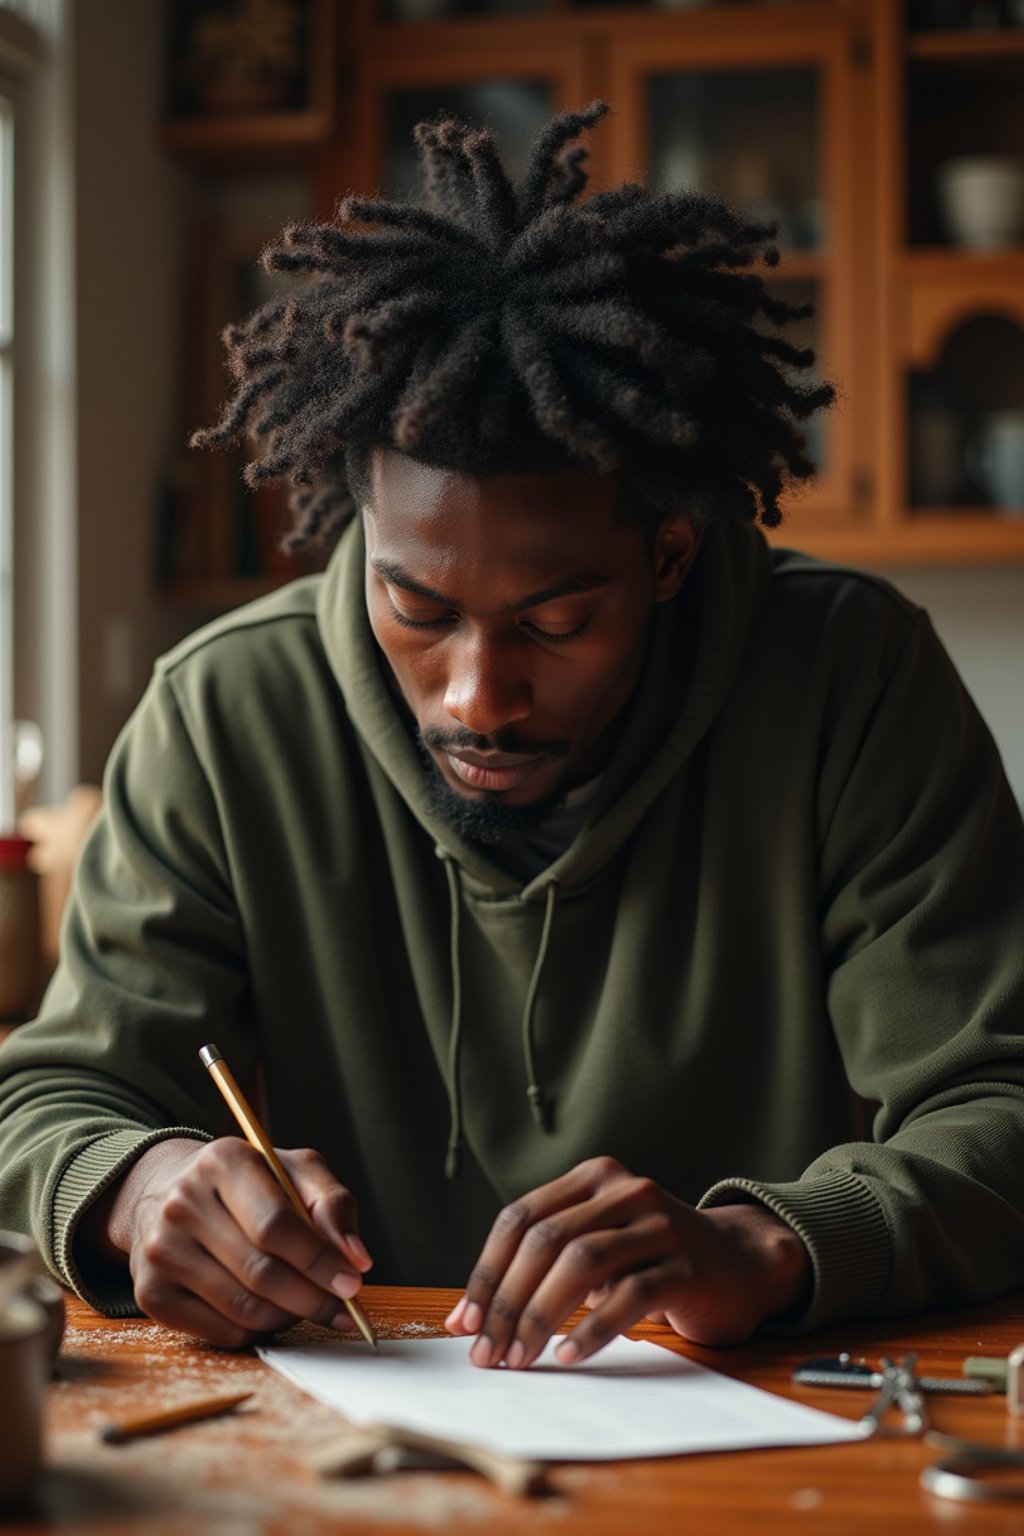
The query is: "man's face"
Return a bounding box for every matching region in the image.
[363,449,698,835]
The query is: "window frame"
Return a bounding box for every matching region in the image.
[0,72,17,827]
[1,0,75,811]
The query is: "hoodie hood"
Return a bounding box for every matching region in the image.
[316,513,774,900]
[317,511,774,1177]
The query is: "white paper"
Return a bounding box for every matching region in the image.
[257,1334,866,1461]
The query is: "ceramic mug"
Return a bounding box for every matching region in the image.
[967,409,1024,516]
[0,1232,63,1507]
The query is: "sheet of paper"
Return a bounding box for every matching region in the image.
[257,1334,866,1461]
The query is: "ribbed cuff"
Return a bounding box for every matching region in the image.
[52,1126,212,1316]
[698,1171,893,1335]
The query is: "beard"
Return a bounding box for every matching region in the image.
[417,726,571,845]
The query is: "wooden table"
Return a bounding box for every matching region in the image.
[9,1287,1024,1534]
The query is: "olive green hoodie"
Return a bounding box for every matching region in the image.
[2,518,1023,1330]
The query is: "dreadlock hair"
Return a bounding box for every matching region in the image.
[191,100,835,550]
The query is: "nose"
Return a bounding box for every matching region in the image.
[443,629,533,738]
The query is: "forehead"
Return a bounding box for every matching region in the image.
[366,448,629,572]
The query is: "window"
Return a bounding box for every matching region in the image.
[0,78,15,827]
[1,0,48,822]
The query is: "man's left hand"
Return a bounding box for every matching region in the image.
[444,1155,811,1368]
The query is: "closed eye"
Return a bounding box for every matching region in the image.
[386,598,454,632]
[385,589,593,643]
[522,616,593,643]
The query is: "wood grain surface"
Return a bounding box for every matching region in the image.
[8,1286,1024,1534]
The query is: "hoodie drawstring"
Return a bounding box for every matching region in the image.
[522,877,559,1131]
[438,851,560,1178]
[441,855,465,1180]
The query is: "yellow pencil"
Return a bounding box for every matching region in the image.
[100,1391,253,1444]
[199,1043,378,1351]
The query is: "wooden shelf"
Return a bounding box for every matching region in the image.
[773,511,1024,567]
[902,249,1024,369]
[907,29,1024,65]
[162,0,337,168]
[161,109,335,167]
[904,246,1024,277]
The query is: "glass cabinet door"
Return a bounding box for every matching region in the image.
[608,18,857,523]
[651,68,829,475]
[324,34,589,211]
[649,67,823,252]
[382,81,552,199]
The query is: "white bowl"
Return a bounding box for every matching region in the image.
[937,156,1024,250]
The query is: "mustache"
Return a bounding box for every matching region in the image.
[419,725,571,760]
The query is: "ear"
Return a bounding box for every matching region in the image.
[652,516,702,603]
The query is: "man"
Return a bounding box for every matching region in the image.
[2,103,1023,1373]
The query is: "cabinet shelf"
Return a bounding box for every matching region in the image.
[902,249,1024,369]
[907,29,1024,67]
[161,109,335,167]
[774,511,1024,567]
[162,0,336,168]
[904,247,1024,276]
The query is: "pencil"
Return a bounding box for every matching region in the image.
[198,1043,378,1351]
[99,1391,253,1444]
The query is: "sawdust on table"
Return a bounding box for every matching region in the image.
[48,1320,576,1533]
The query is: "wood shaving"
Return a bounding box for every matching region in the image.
[44,1321,573,1531]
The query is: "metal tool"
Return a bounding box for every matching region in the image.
[793,1353,991,1398]
[795,1350,1024,1501]
[961,1345,1024,1412]
[1009,1344,1024,1414]
[860,1355,929,1436]
[795,1352,998,1437]
[921,1433,1024,1505]
[963,1355,1009,1390]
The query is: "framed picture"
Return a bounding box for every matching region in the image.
[166,0,311,120]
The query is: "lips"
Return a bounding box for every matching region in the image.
[443,752,544,792]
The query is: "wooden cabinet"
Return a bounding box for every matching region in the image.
[601,4,866,551]
[160,0,1024,604]
[875,3,1024,562]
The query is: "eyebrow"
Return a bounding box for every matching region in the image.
[370,557,611,613]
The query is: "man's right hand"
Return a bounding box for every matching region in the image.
[82,1136,372,1347]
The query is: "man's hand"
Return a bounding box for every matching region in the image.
[82,1136,373,1348]
[444,1156,811,1369]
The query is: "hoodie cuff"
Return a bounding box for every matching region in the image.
[52,1126,212,1316]
[698,1171,893,1335]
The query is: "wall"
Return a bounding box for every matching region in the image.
[73,0,188,786]
[71,3,311,787]
[872,565,1024,810]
